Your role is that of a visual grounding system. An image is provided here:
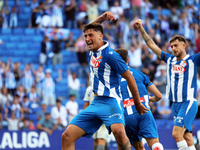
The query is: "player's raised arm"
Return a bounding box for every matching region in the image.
[134,19,162,59]
[89,11,116,24]
[121,70,148,115]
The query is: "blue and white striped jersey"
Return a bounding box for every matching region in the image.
[89,42,128,100]
[161,51,200,102]
[120,68,152,116]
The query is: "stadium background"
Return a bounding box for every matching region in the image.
[0,0,200,149]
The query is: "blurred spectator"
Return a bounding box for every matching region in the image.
[149,28,161,47]
[31,1,44,28]
[65,94,78,123]
[159,15,170,46]
[41,0,53,28]
[141,44,154,68]
[0,0,3,10]
[9,6,20,28]
[0,110,3,129]
[64,32,75,51]
[153,65,168,107]
[51,0,64,28]
[10,95,22,119]
[79,0,87,13]
[0,61,5,90]
[195,24,200,54]
[4,65,16,95]
[98,0,109,15]
[65,0,78,29]
[42,69,56,106]
[86,0,98,22]
[28,85,40,108]
[29,120,36,130]
[15,85,25,102]
[128,43,142,70]
[149,101,157,117]
[157,99,172,119]
[12,62,21,87]
[56,69,62,82]
[51,34,65,65]
[37,111,57,135]
[103,22,116,49]
[33,65,45,98]
[196,73,200,119]
[21,95,32,118]
[0,86,13,107]
[51,99,67,129]
[22,64,34,92]
[0,1,9,29]
[168,7,179,31]
[75,36,89,79]
[19,118,29,130]
[67,68,80,99]
[121,0,131,18]
[131,0,141,17]
[4,109,24,131]
[40,36,52,66]
[37,101,47,120]
[141,0,152,19]
[110,1,124,20]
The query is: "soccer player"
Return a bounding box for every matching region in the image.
[116,48,164,150]
[134,19,198,150]
[61,13,148,150]
[83,85,108,150]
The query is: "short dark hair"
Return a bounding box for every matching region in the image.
[83,23,104,34]
[170,35,187,44]
[115,49,128,63]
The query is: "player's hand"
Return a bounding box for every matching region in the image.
[134,19,143,30]
[102,11,116,21]
[135,103,149,115]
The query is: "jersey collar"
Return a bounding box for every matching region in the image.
[96,41,109,52]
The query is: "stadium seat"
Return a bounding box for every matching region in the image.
[24,28,35,35]
[17,43,29,49]
[4,43,17,50]
[2,28,12,35]
[13,28,24,35]
[20,36,33,42]
[32,36,43,42]
[6,1,15,6]
[9,36,21,42]
[161,9,171,17]
[0,35,9,42]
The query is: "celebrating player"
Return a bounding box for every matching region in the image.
[134,19,198,150]
[61,13,148,150]
[116,48,164,150]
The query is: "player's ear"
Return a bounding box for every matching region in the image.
[127,58,129,65]
[100,33,103,39]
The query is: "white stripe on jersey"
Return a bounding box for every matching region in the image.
[166,57,171,100]
[187,60,194,100]
[171,57,177,102]
[104,62,111,90]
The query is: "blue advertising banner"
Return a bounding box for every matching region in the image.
[0,128,199,150]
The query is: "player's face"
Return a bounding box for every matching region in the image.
[170,39,186,59]
[84,29,103,52]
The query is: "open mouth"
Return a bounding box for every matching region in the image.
[87,41,93,46]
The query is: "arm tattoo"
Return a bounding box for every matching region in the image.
[140,30,152,44]
[118,139,131,150]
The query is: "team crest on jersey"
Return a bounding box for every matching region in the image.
[180,61,187,67]
[172,64,185,73]
[90,55,102,68]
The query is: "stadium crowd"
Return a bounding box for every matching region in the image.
[0,0,200,148]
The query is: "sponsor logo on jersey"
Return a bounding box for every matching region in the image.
[172,65,185,73]
[90,56,102,68]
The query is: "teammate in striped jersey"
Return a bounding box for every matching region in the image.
[116,49,164,150]
[134,19,198,150]
[62,12,148,150]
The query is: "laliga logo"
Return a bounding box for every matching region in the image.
[172,65,185,73]
[90,56,102,68]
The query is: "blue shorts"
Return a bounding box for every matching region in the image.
[70,96,125,138]
[172,100,198,132]
[125,110,158,144]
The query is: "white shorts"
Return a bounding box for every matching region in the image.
[92,124,108,140]
[51,16,63,27]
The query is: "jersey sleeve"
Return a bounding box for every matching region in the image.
[160,51,173,63]
[192,53,200,66]
[107,50,128,75]
[143,73,153,88]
